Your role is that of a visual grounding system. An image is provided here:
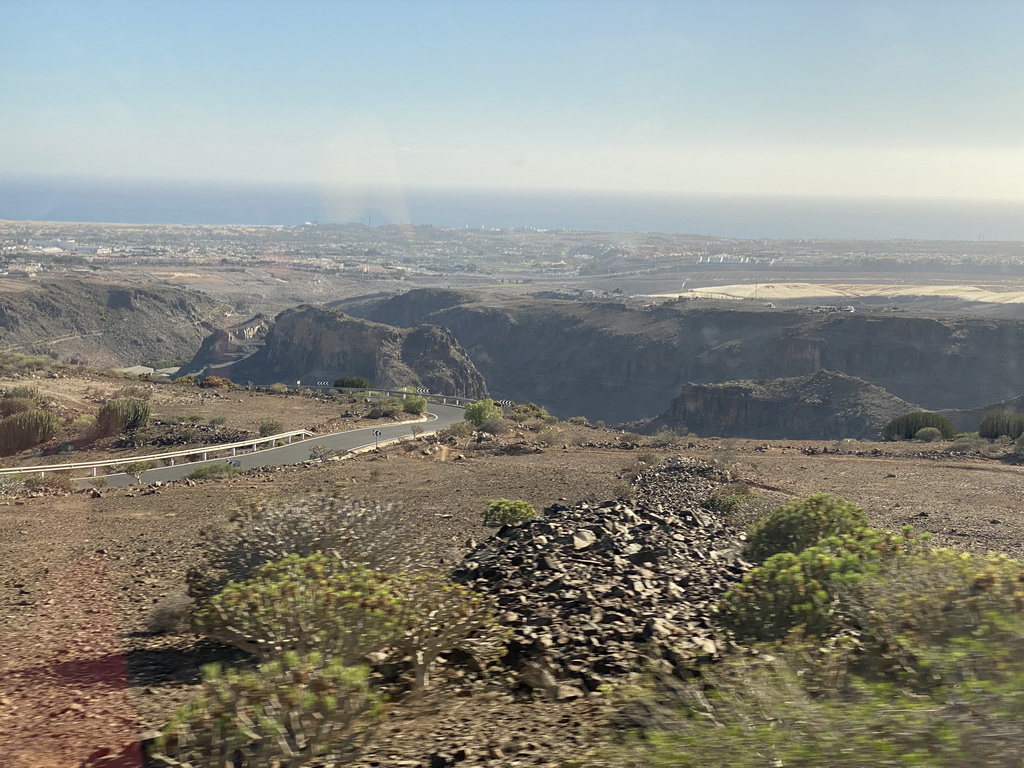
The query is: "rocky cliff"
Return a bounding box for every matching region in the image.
[188,305,488,398]
[177,314,272,377]
[641,370,919,440]
[343,289,1024,424]
[0,278,224,367]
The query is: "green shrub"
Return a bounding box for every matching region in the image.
[437,421,473,440]
[505,402,555,423]
[151,652,377,768]
[193,554,409,661]
[722,526,925,641]
[200,375,234,388]
[70,413,96,435]
[207,416,226,427]
[883,411,955,441]
[334,375,373,389]
[464,398,502,427]
[745,493,869,564]
[403,394,427,415]
[185,463,243,481]
[482,498,537,527]
[96,397,150,436]
[268,382,289,394]
[257,419,284,437]
[0,409,59,453]
[186,497,428,602]
[850,549,1024,689]
[915,426,944,442]
[979,410,1024,440]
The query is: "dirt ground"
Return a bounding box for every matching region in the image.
[2,380,1024,766]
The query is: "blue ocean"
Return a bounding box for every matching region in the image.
[3,175,1024,241]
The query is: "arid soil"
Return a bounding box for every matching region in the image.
[2,379,1024,766]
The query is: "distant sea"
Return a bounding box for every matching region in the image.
[3,175,1024,241]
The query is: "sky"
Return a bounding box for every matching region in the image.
[3,0,1024,203]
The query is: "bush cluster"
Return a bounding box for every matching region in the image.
[744,493,869,564]
[334,375,373,389]
[158,496,501,764]
[96,397,150,437]
[883,411,955,440]
[403,394,427,415]
[0,408,59,454]
[464,398,502,427]
[979,410,1024,440]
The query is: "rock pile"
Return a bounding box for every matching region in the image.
[452,458,750,693]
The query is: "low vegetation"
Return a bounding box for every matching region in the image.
[334,375,373,389]
[883,411,955,440]
[184,463,242,481]
[482,497,537,526]
[96,397,150,437]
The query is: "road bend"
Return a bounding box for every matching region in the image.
[92,403,466,489]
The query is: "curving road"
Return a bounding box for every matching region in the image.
[91,403,466,489]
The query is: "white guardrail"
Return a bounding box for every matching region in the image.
[0,387,471,479]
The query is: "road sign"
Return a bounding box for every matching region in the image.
[498,399,514,406]
[416,387,430,394]
[317,381,330,386]
[372,429,382,436]
[372,428,382,448]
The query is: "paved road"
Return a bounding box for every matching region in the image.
[90,403,466,489]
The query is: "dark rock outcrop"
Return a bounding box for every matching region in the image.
[186,305,488,398]
[452,458,748,690]
[177,314,271,376]
[642,370,920,440]
[343,289,1024,424]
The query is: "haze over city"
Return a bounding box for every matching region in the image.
[3,0,1024,237]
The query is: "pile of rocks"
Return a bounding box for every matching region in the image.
[452,458,750,694]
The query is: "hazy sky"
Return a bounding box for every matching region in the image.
[4,0,1024,201]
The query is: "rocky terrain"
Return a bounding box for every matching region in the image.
[340,288,1024,425]
[640,370,920,440]
[0,278,226,367]
[182,304,489,397]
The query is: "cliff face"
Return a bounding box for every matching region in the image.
[346,289,1024,424]
[177,314,271,376]
[0,279,224,367]
[644,370,919,440]
[191,305,488,398]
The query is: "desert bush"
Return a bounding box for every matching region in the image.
[567,415,591,427]
[334,375,373,389]
[22,471,74,493]
[979,410,1024,440]
[505,402,556,424]
[0,409,60,453]
[392,572,500,689]
[173,374,199,386]
[536,427,561,446]
[849,549,1024,690]
[745,493,869,564]
[650,426,684,447]
[70,413,96,435]
[113,384,152,401]
[883,411,955,440]
[207,415,226,427]
[464,398,502,427]
[268,382,289,394]
[0,397,34,417]
[200,375,234,388]
[88,475,108,488]
[193,554,410,660]
[0,474,24,495]
[151,652,377,768]
[4,384,39,400]
[118,460,153,483]
[96,397,150,436]
[479,417,508,435]
[915,426,944,442]
[437,421,473,440]
[0,351,55,377]
[257,419,284,437]
[402,394,428,415]
[185,463,243,481]
[482,498,537,527]
[721,527,925,641]
[375,397,402,418]
[308,444,334,461]
[186,497,428,602]
[591,651,1024,768]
